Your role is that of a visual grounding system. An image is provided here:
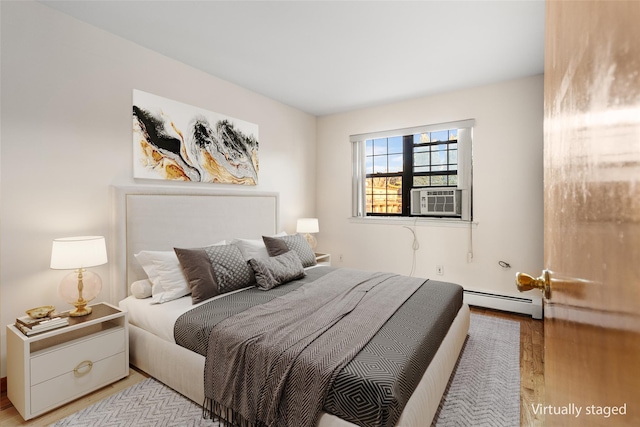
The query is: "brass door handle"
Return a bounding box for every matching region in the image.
[516,270,550,299]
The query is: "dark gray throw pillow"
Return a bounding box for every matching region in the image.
[174,247,218,304]
[249,251,305,290]
[262,235,290,256]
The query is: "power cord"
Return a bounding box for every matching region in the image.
[403,221,420,276]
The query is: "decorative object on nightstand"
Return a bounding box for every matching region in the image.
[25,305,56,319]
[15,315,69,336]
[297,218,319,250]
[50,236,108,317]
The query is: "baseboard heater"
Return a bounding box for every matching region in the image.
[463,289,543,319]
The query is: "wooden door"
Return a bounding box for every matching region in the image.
[542,1,640,425]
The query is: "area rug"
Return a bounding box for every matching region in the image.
[431,313,521,426]
[50,313,519,427]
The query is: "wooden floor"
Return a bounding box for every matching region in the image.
[472,306,545,427]
[0,306,544,426]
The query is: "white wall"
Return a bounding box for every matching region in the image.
[316,75,544,301]
[0,1,317,377]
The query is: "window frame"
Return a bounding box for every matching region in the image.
[352,119,474,221]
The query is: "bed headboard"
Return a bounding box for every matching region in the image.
[110,186,279,303]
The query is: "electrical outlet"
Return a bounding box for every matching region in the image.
[436,265,444,275]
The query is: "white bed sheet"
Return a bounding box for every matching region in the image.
[119,286,251,343]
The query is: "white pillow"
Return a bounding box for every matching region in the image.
[134,250,190,304]
[134,241,226,304]
[130,279,152,299]
[231,233,287,261]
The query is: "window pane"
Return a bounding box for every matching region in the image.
[387,178,402,213]
[387,201,401,214]
[448,129,458,141]
[432,165,447,172]
[388,154,403,172]
[414,145,429,153]
[388,176,402,193]
[431,175,448,186]
[366,140,373,156]
[448,175,458,185]
[419,133,430,143]
[449,150,458,164]
[373,138,387,155]
[414,152,429,166]
[414,166,429,173]
[372,194,386,213]
[430,130,448,142]
[431,151,447,165]
[388,136,403,154]
[365,157,373,174]
[373,156,387,173]
[366,177,373,194]
[414,176,430,186]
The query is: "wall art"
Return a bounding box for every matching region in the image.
[133,90,259,185]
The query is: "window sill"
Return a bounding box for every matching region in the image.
[349,216,478,228]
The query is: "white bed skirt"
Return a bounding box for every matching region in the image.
[128,303,470,426]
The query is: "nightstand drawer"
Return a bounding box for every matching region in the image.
[31,328,125,385]
[30,351,127,414]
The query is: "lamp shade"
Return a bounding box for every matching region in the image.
[50,236,108,270]
[296,218,319,234]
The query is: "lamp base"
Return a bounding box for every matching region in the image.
[304,233,317,250]
[59,269,101,317]
[68,304,92,317]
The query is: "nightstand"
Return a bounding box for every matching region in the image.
[6,302,129,420]
[315,252,331,266]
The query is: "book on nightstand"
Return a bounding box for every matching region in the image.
[15,316,69,336]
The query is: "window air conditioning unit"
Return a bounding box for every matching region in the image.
[410,188,461,216]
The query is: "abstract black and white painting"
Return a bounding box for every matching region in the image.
[132,90,259,185]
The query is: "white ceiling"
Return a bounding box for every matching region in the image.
[40,0,545,116]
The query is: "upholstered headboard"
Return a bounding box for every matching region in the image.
[110,186,279,303]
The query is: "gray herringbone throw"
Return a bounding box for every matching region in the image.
[204,269,424,427]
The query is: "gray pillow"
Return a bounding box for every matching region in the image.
[280,234,317,268]
[203,244,256,294]
[262,235,290,256]
[248,251,305,290]
[174,247,218,304]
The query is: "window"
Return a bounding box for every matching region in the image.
[352,120,474,220]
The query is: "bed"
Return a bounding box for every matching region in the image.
[111,186,470,427]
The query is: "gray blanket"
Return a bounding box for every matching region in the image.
[203,268,425,427]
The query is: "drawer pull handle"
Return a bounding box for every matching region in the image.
[73,360,93,377]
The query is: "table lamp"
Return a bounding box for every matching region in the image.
[50,236,107,316]
[296,218,319,250]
